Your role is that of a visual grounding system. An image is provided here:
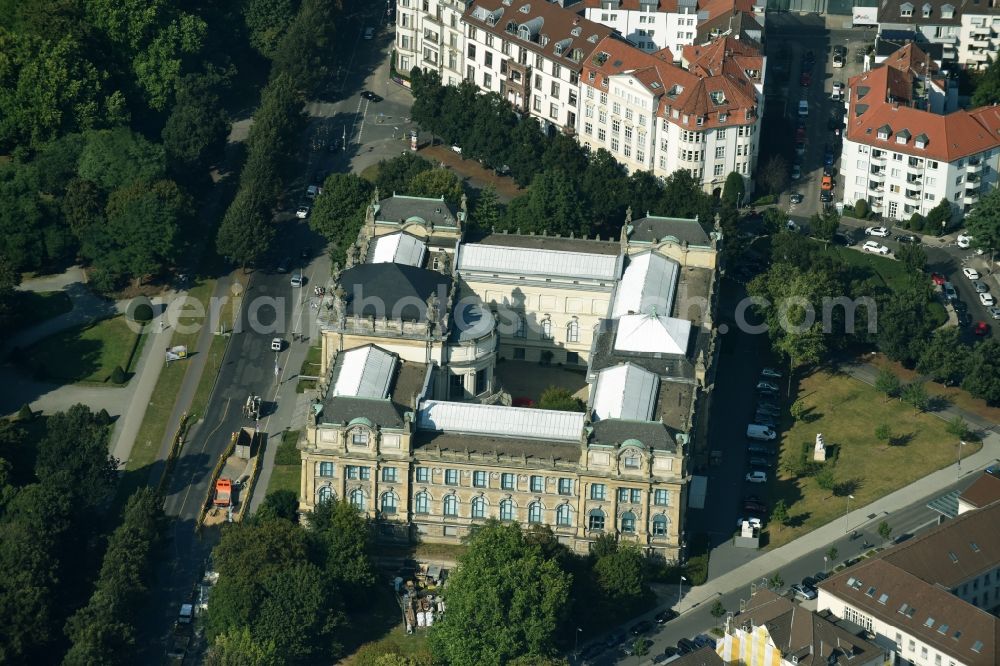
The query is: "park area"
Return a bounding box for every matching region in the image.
[4,291,73,333]
[21,314,144,385]
[764,369,980,548]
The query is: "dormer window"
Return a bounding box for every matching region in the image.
[900,1,913,16]
[922,2,932,16]
[896,129,911,145]
[915,133,928,149]
[942,3,955,18]
[696,115,704,126]
[877,124,891,141]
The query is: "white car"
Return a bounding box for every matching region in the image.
[756,380,779,392]
[760,367,782,379]
[745,471,768,484]
[737,517,764,529]
[363,27,375,40]
[832,81,845,95]
[798,100,809,117]
[957,233,973,249]
[865,226,890,237]
[270,338,283,352]
[296,205,310,219]
[963,267,981,280]
[791,164,801,180]
[988,306,1000,320]
[981,292,997,307]
[863,241,890,255]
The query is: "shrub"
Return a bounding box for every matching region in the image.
[16,404,33,421]
[753,194,776,206]
[130,302,154,324]
[109,365,127,384]
[95,408,113,426]
[853,199,868,219]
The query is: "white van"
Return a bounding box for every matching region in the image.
[747,424,777,441]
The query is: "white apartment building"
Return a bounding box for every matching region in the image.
[395,0,471,86]
[841,43,1000,222]
[581,0,700,53]
[817,500,1000,666]
[462,0,614,134]
[579,35,764,193]
[876,0,961,62]
[957,4,1000,70]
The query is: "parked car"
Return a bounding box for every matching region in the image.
[360,90,383,102]
[656,609,679,624]
[744,500,768,513]
[363,26,375,39]
[865,226,890,237]
[800,72,812,86]
[973,280,990,294]
[833,52,845,67]
[821,174,833,191]
[630,620,653,636]
[276,257,291,273]
[819,190,833,203]
[756,403,781,416]
[957,311,973,328]
[833,232,857,246]
[749,456,774,468]
[754,413,778,427]
[756,380,779,392]
[974,321,990,337]
[862,241,890,255]
[792,583,818,600]
[745,471,768,483]
[791,163,802,180]
[305,184,322,198]
[798,100,809,117]
[988,306,1000,320]
[747,444,774,457]
[980,292,996,307]
[895,234,919,244]
[693,635,716,649]
[296,204,310,219]
[957,232,973,248]
[963,267,981,280]
[677,638,698,655]
[832,81,845,95]
[290,272,303,287]
[930,272,946,286]
[943,282,958,300]
[605,631,627,648]
[270,337,283,352]
[790,192,804,204]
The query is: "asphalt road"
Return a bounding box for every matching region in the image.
[577,472,980,666]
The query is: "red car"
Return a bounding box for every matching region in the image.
[930,273,946,286]
[795,126,807,141]
[800,72,812,87]
[974,321,990,336]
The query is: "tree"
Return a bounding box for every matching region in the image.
[874,423,892,446]
[925,199,954,236]
[710,600,727,618]
[815,467,835,492]
[901,381,929,413]
[826,546,838,563]
[809,210,840,242]
[375,153,433,197]
[946,415,969,441]
[473,186,503,230]
[874,368,901,402]
[964,187,1000,253]
[506,168,585,237]
[770,499,789,532]
[162,74,231,170]
[307,498,375,599]
[916,328,970,386]
[877,520,893,545]
[972,56,1000,107]
[592,544,647,615]
[206,627,281,666]
[769,572,784,590]
[271,0,340,93]
[876,282,937,365]
[758,155,788,195]
[854,199,869,219]
[896,243,927,273]
[406,168,464,205]
[962,339,1000,404]
[428,521,571,666]
[77,128,167,191]
[721,171,746,208]
[62,178,106,240]
[257,490,299,523]
[308,173,373,264]
[537,386,584,412]
[216,191,275,269]
[243,0,299,59]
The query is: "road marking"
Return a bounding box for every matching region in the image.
[178,397,233,515]
[356,99,370,144]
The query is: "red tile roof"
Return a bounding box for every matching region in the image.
[581,0,681,10]
[958,471,1000,510]
[846,44,1000,162]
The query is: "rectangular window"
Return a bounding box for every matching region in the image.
[416,467,429,483]
[471,498,485,518]
[445,469,458,486]
[631,489,642,503]
[591,484,606,500]
[624,455,640,469]
[382,467,397,482]
[584,122,593,136]
[654,489,669,505]
[473,471,487,488]
[715,146,725,159]
[475,369,487,395]
[484,51,493,68]
[483,72,492,88]
[319,461,334,477]
[611,138,620,152]
[467,44,476,59]
[613,102,621,115]
[530,475,543,493]
[598,128,606,141]
[502,473,515,490]
[636,150,644,164]
[550,81,560,97]
[558,478,573,495]
[513,347,525,360]
[598,110,607,123]
[352,430,369,446]
[549,103,558,120]
[714,164,724,176]
[618,488,629,503]
[533,96,542,112]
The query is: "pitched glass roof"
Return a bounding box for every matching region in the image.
[457,243,620,280]
[372,232,427,266]
[611,252,680,318]
[591,364,659,422]
[332,346,397,399]
[417,400,585,441]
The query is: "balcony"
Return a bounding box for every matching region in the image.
[967,171,981,183]
[964,192,980,205]
[905,190,921,201]
[871,152,887,164]
[971,38,991,48]
[906,174,923,185]
[970,50,991,63]
[870,202,884,212]
[423,31,440,44]
[971,26,991,38]
[870,183,885,192]
[869,170,886,183]
[967,159,983,173]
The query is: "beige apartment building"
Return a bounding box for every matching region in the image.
[297,194,722,561]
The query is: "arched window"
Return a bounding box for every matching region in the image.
[566,320,579,342]
[350,489,366,511]
[318,461,334,477]
[499,499,514,521]
[556,504,572,527]
[652,515,668,537]
[621,511,636,534]
[381,492,397,515]
[415,492,429,514]
[471,496,486,519]
[541,319,552,339]
[317,485,333,504]
[588,508,605,531]
[515,315,526,338]
[443,494,458,517]
[528,502,542,524]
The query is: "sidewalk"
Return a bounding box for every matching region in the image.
[674,430,1000,616]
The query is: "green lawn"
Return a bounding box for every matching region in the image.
[5,291,73,333]
[763,369,980,548]
[340,584,433,665]
[296,345,322,393]
[266,429,302,496]
[23,315,142,385]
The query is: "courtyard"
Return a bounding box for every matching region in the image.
[493,360,589,408]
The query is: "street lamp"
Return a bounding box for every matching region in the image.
[679,575,687,604]
[823,556,828,574]
[845,494,855,533]
[574,627,582,656]
[957,440,968,477]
